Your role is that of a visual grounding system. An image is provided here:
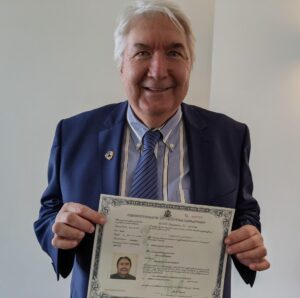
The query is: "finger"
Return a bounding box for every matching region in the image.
[227,233,263,255]
[52,222,85,241]
[234,257,253,267]
[235,257,264,267]
[225,225,259,245]
[249,259,271,271]
[51,235,80,250]
[236,245,267,260]
[56,211,96,234]
[61,203,106,225]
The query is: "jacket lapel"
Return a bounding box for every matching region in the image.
[97,102,212,204]
[182,103,211,205]
[98,102,127,196]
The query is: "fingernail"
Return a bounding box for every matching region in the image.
[89,226,95,233]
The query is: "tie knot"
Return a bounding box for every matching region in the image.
[143,130,161,151]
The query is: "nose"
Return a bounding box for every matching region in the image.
[147,52,168,80]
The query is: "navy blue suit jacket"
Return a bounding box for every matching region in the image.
[34,101,261,298]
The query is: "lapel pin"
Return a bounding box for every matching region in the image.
[105,151,114,160]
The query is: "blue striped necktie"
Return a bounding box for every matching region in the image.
[129,130,161,199]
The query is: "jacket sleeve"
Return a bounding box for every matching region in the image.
[33,120,75,279]
[232,124,261,286]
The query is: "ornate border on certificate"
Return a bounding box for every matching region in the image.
[88,195,235,298]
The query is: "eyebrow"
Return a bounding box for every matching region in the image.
[133,43,151,50]
[131,42,189,60]
[133,42,186,50]
[169,43,185,50]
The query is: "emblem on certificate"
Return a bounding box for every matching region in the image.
[88,195,235,298]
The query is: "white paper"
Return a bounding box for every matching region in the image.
[88,195,235,298]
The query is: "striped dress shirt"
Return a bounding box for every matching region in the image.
[119,105,191,203]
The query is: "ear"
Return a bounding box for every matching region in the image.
[120,61,126,83]
[120,61,124,74]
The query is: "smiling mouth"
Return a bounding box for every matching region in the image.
[143,87,172,93]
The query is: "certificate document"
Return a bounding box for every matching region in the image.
[88,195,235,298]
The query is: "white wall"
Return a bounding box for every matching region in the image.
[3,1,299,297]
[0,1,214,297]
[210,1,300,297]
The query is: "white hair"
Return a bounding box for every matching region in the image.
[114,0,196,69]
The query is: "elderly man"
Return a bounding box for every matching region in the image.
[34,1,270,297]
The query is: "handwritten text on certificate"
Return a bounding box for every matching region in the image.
[88,195,234,298]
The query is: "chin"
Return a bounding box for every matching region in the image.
[149,105,178,117]
[143,99,177,111]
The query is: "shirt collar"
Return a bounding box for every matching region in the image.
[127,105,182,151]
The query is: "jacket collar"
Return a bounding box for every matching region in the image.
[98,101,211,204]
[98,102,128,196]
[182,103,211,205]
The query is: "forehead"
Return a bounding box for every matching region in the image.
[125,14,188,49]
[118,259,130,264]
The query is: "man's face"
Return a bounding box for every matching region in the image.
[117,258,131,276]
[120,14,192,127]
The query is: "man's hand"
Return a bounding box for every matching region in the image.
[51,202,106,250]
[225,225,270,271]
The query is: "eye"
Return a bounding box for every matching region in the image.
[135,51,151,58]
[167,50,182,57]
